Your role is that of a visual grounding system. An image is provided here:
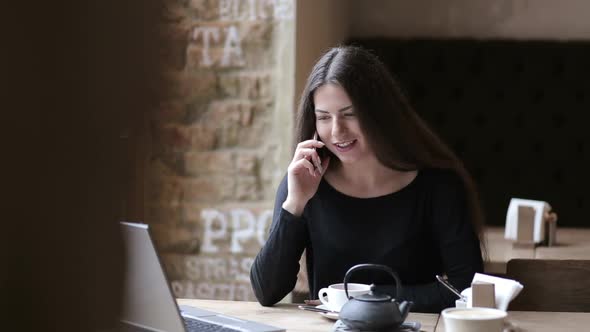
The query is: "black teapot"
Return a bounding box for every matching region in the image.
[339,264,413,331]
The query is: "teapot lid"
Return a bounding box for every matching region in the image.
[354,292,392,302]
[353,284,392,302]
[342,264,403,304]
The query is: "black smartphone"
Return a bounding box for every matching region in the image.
[313,131,327,161]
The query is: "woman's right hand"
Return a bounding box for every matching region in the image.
[282,139,330,216]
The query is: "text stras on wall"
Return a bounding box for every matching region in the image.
[168,207,273,301]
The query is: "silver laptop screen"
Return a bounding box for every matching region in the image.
[120,222,185,332]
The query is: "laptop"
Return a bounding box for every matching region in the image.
[120,221,285,332]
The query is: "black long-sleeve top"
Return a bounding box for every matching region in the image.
[250,168,483,313]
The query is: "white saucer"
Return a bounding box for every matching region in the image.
[316,305,339,320]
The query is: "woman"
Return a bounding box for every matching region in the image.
[250,45,485,313]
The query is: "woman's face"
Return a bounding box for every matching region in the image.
[313,83,372,164]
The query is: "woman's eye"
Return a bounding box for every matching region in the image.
[317,116,330,120]
[343,113,355,117]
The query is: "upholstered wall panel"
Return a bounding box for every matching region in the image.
[348,39,589,227]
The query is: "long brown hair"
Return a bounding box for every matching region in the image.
[295,45,487,257]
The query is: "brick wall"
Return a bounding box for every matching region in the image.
[146,0,295,301]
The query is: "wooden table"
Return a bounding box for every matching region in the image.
[178,299,590,331]
[485,227,590,274]
[484,227,534,274]
[534,227,590,259]
[435,311,590,332]
[177,299,439,332]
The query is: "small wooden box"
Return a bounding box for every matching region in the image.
[514,206,536,249]
[471,281,496,308]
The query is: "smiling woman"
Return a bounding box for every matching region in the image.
[250,46,485,313]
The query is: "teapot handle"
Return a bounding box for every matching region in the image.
[343,264,402,299]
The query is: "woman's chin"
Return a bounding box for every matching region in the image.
[335,154,362,165]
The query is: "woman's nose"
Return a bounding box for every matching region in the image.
[331,118,347,137]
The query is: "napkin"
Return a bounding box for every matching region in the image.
[504,198,551,243]
[461,273,524,311]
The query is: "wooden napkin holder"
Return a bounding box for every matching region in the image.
[513,205,559,248]
[471,281,496,308]
[513,206,536,249]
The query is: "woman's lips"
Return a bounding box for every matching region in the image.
[333,139,357,152]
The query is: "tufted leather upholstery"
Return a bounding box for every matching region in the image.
[347,39,589,227]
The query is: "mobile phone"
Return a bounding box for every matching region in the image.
[313,131,326,160]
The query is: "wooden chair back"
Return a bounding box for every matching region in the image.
[506,259,590,312]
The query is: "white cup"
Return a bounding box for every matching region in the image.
[442,307,515,332]
[318,283,371,312]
